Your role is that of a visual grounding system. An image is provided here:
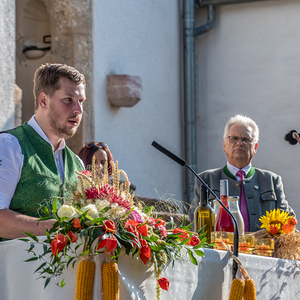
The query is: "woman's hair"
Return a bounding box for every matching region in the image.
[78,142,114,176]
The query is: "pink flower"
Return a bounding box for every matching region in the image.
[158,225,167,238]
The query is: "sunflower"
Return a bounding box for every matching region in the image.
[259,209,291,235]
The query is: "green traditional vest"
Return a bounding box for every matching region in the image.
[7,122,84,217]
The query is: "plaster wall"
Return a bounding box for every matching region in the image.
[93,1,183,204]
[0,0,15,130]
[195,0,300,216]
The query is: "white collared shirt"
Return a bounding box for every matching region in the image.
[0,116,83,209]
[226,161,251,181]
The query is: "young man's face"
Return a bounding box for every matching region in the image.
[47,77,86,139]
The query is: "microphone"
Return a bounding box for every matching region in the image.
[284,130,300,145]
[151,141,239,278]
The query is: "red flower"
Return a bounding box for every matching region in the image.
[187,235,200,246]
[173,228,189,240]
[51,234,68,256]
[288,217,298,226]
[73,218,82,229]
[282,223,294,234]
[67,231,78,243]
[125,219,140,227]
[139,239,151,265]
[270,224,278,235]
[137,225,148,237]
[158,277,170,291]
[97,236,118,253]
[125,221,139,239]
[51,239,65,256]
[79,170,92,177]
[154,218,166,228]
[103,220,116,233]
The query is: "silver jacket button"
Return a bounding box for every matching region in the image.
[254,185,259,190]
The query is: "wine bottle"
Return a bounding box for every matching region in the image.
[214,179,234,232]
[194,184,214,242]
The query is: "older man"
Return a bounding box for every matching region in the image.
[190,114,295,232]
[0,63,86,239]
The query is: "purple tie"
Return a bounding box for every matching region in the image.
[236,170,249,232]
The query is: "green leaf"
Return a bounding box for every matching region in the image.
[41,206,49,215]
[60,278,66,288]
[23,232,39,242]
[67,256,76,268]
[25,257,39,262]
[34,262,47,273]
[194,249,204,257]
[19,238,30,243]
[187,248,198,265]
[52,197,58,214]
[44,277,51,289]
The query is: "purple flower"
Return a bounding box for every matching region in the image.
[129,210,143,224]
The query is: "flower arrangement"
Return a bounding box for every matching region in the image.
[21,159,208,300]
[256,208,300,261]
[259,208,297,236]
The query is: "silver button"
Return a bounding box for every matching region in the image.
[254,185,259,190]
[270,195,275,199]
[235,183,240,187]
[65,189,67,193]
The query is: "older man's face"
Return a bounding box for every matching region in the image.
[223,123,258,169]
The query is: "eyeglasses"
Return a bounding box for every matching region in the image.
[226,136,254,145]
[85,142,108,148]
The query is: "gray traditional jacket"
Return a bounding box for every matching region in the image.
[189,165,295,232]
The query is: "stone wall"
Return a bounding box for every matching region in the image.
[0,0,15,130]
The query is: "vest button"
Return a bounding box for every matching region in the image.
[235,183,240,187]
[65,189,67,193]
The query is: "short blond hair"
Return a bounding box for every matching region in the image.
[223,114,259,142]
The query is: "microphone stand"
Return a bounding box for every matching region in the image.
[152,141,239,278]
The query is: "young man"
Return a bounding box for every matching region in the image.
[190,114,295,232]
[0,63,86,239]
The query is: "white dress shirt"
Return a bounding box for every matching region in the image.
[226,161,251,181]
[0,116,83,210]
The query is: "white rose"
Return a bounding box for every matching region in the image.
[81,204,99,219]
[57,205,78,220]
[95,199,110,212]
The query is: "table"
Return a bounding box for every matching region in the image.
[1,238,300,299]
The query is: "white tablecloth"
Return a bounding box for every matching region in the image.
[1,237,300,299]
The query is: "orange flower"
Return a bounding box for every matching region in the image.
[103,220,116,233]
[67,231,78,243]
[158,277,170,291]
[137,225,148,237]
[173,228,189,240]
[97,236,118,253]
[154,218,166,228]
[51,234,68,256]
[282,223,294,234]
[269,224,278,235]
[73,218,82,229]
[288,217,297,226]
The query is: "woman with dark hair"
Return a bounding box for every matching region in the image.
[77,142,114,176]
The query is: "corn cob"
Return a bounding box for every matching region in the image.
[75,259,95,300]
[228,278,245,300]
[102,262,120,300]
[243,278,257,300]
